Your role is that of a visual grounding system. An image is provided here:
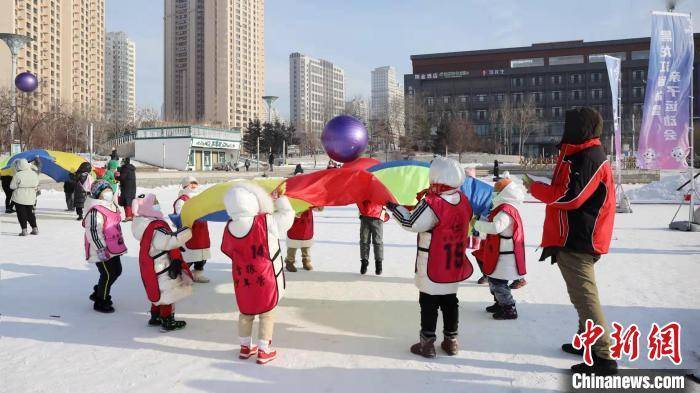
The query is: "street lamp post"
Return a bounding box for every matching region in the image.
[262,95,279,169]
[0,33,33,151]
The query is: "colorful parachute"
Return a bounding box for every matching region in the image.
[0,149,89,182]
[175,159,494,228]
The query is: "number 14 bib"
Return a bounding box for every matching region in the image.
[424,192,474,283]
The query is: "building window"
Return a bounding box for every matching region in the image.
[510,58,544,68]
[632,86,645,98]
[459,95,468,103]
[570,74,583,84]
[591,89,603,100]
[427,97,434,106]
[571,90,584,100]
[588,52,627,63]
[511,77,524,88]
[552,90,562,100]
[551,75,562,85]
[535,108,544,118]
[590,72,602,82]
[549,55,584,66]
[496,93,504,102]
[442,96,450,104]
[219,151,226,163]
[633,103,643,115]
[476,94,487,103]
[203,151,211,167]
[552,107,562,119]
[633,70,645,81]
[511,93,523,103]
[532,92,544,103]
[532,75,544,86]
[188,150,195,166]
[631,50,650,60]
[476,109,487,121]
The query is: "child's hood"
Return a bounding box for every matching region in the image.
[493,182,525,207]
[224,181,273,219]
[131,215,156,241]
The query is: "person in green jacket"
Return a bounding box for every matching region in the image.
[101,160,120,192]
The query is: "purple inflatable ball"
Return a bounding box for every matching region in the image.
[15,72,38,93]
[321,115,368,163]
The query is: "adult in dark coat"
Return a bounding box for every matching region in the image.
[2,175,14,213]
[117,157,137,220]
[63,175,76,211]
[268,152,275,172]
[110,148,119,162]
[73,162,92,220]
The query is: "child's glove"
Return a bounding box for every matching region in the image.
[97,248,110,262]
[168,259,184,279]
[385,201,399,210]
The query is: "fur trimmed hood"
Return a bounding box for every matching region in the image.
[224,181,274,219]
[492,181,525,207]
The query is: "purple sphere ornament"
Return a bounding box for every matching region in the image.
[321,115,368,163]
[15,71,38,93]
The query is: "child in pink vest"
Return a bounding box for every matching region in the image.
[221,182,294,364]
[83,179,127,313]
[473,178,526,320]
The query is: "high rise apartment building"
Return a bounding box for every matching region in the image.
[105,31,136,126]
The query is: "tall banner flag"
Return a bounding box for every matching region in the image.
[637,12,694,169]
[604,55,622,172]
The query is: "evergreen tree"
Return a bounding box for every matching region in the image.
[242,119,263,154]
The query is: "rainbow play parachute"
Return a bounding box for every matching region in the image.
[0,149,89,182]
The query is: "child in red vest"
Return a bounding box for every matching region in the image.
[132,193,194,332]
[84,179,127,313]
[285,207,323,272]
[387,157,474,358]
[473,178,526,320]
[173,176,211,283]
[221,182,294,364]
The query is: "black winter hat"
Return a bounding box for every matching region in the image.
[560,107,603,145]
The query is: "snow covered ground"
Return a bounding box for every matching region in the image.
[0,187,698,393]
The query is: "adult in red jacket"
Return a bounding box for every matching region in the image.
[523,107,617,375]
[357,200,389,275]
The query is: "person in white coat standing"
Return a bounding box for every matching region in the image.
[9,158,39,236]
[132,193,194,332]
[473,178,527,320]
[387,157,474,358]
[221,181,294,364]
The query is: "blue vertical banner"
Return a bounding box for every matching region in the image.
[637,12,694,169]
[604,55,622,171]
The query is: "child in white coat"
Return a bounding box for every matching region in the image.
[221,182,294,364]
[473,178,527,320]
[387,157,474,358]
[132,193,194,332]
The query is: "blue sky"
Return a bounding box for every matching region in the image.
[106,0,700,120]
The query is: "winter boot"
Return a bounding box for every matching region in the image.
[302,259,313,271]
[440,337,459,356]
[571,354,618,376]
[493,305,518,320]
[193,270,210,283]
[375,260,383,275]
[485,302,501,313]
[562,343,584,356]
[256,341,277,364]
[160,314,187,332]
[19,228,28,236]
[360,259,369,275]
[285,260,297,272]
[93,300,115,313]
[477,274,488,284]
[148,310,162,326]
[509,278,527,289]
[239,337,258,359]
[410,334,437,358]
[76,215,83,221]
[30,227,39,235]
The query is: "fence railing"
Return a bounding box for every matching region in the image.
[521,155,639,170]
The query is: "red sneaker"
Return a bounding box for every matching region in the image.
[239,345,258,359]
[257,346,277,364]
[509,279,527,289]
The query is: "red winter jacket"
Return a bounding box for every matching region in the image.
[357,200,388,221]
[530,138,615,257]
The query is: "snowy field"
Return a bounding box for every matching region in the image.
[0,186,699,393]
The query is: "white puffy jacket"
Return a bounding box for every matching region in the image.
[132,216,193,306]
[473,182,526,281]
[223,182,295,301]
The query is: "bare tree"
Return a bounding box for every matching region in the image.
[404,91,433,152]
[299,131,321,168]
[489,96,514,155]
[513,95,541,157]
[447,117,481,162]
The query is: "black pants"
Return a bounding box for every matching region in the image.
[190,261,206,271]
[65,192,74,210]
[419,291,459,339]
[1,176,12,210]
[95,256,122,302]
[15,204,37,229]
[76,207,83,218]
